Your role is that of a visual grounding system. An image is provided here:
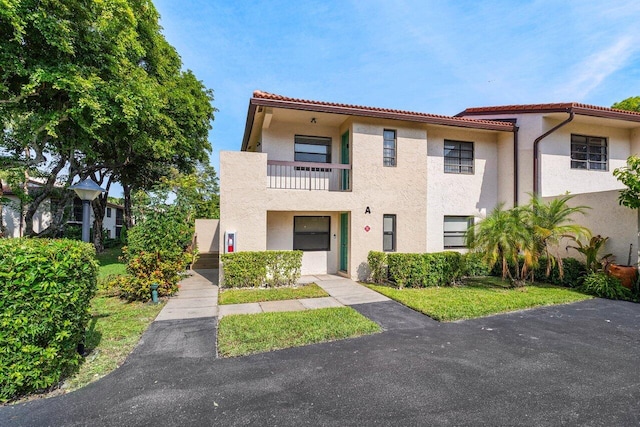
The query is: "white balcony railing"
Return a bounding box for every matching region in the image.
[267,160,351,191]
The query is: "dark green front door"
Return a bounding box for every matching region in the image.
[341,131,349,190]
[340,213,348,272]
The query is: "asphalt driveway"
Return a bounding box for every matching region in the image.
[1,298,639,426]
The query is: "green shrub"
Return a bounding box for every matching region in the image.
[461,252,491,277]
[426,252,462,286]
[264,251,303,287]
[579,272,631,300]
[115,205,193,301]
[221,251,302,288]
[0,239,98,402]
[387,253,427,288]
[490,256,586,287]
[367,251,388,284]
[386,252,462,288]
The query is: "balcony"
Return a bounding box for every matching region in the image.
[267,160,351,191]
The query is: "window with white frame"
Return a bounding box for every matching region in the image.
[106,207,112,218]
[293,216,331,251]
[571,134,607,171]
[383,130,396,167]
[443,216,473,249]
[444,140,474,174]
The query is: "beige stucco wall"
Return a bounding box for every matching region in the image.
[544,190,638,265]
[425,126,501,252]
[267,211,339,275]
[195,219,220,253]
[539,121,630,197]
[220,116,513,280]
[219,151,267,253]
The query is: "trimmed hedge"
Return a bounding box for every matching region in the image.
[0,239,98,402]
[385,251,463,288]
[367,251,388,284]
[221,251,302,288]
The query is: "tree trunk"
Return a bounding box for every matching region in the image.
[92,196,106,253]
[123,183,134,229]
[0,179,5,237]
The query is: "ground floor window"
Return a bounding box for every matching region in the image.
[444,216,473,249]
[383,214,396,252]
[293,216,331,251]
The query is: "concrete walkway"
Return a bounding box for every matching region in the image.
[154,271,389,321]
[154,269,218,321]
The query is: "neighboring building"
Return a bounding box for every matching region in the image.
[1,182,53,238]
[220,92,640,280]
[1,183,124,239]
[67,198,125,239]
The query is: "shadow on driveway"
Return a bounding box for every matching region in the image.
[2,299,640,426]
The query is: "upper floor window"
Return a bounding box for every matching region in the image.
[444,140,474,174]
[383,130,396,167]
[444,216,473,249]
[295,135,331,163]
[106,207,112,218]
[571,134,607,171]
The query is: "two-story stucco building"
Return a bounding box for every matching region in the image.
[219,91,640,281]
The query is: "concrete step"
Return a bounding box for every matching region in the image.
[193,252,219,269]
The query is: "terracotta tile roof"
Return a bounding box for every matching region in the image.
[250,90,516,131]
[457,102,640,121]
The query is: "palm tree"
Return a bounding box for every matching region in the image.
[525,194,590,279]
[468,204,534,286]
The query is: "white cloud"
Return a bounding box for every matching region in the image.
[554,35,640,101]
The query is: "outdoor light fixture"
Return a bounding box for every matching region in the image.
[69,178,105,242]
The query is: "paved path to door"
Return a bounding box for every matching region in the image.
[154,270,390,321]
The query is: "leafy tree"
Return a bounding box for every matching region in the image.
[525,194,590,279]
[468,204,534,285]
[613,155,640,267]
[612,97,640,112]
[157,162,220,219]
[1,0,215,250]
[469,195,590,285]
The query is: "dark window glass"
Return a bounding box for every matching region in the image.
[383,214,396,252]
[571,134,607,171]
[444,216,473,249]
[444,140,474,174]
[383,130,396,167]
[295,136,332,163]
[294,216,331,251]
[106,207,112,218]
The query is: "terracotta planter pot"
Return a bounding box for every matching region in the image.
[607,264,637,289]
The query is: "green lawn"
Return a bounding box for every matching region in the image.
[367,277,592,321]
[64,294,165,390]
[218,283,329,305]
[217,307,381,357]
[96,245,126,278]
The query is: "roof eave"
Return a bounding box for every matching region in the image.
[249,97,514,132]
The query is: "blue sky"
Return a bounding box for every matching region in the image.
[150,0,640,183]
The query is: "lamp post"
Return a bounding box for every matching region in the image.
[69,178,105,243]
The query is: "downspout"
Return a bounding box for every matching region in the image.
[513,126,519,206]
[533,110,574,196]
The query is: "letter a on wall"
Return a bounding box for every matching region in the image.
[365,206,371,214]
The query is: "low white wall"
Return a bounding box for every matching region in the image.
[195,219,220,253]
